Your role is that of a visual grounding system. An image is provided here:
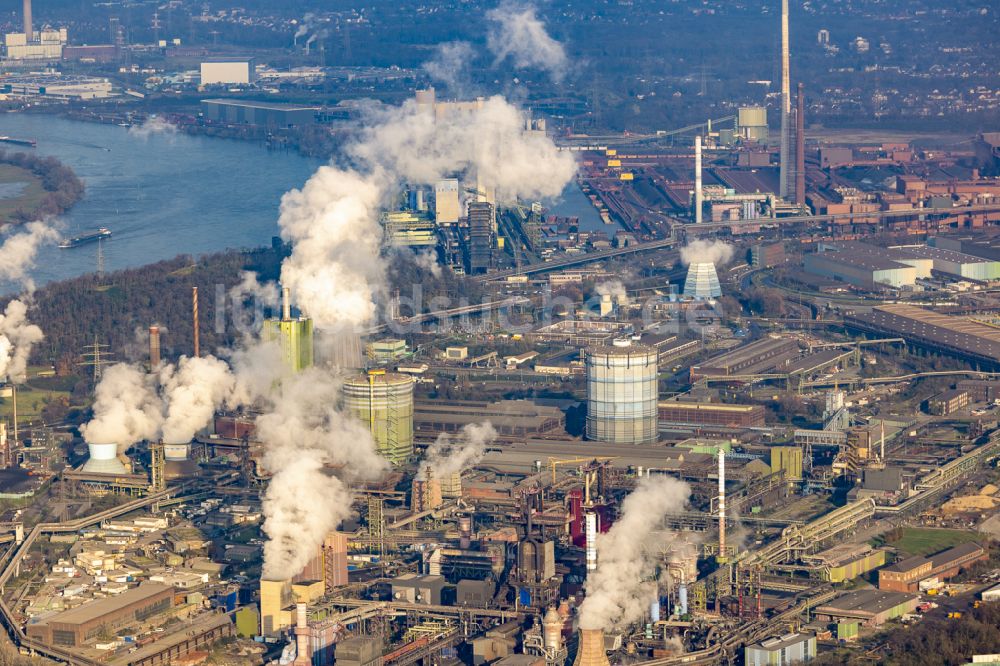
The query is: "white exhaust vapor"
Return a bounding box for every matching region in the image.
[679,239,734,266]
[255,368,389,579]
[578,475,691,631]
[80,363,163,451]
[486,1,568,83]
[418,422,497,480]
[158,355,236,443]
[0,300,43,382]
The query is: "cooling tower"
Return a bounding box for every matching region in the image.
[586,340,658,445]
[342,371,414,465]
[81,442,128,475]
[573,629,611,666]
[683,262,722,299]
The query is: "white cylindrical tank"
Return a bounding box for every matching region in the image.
[586,341,658,444]
[650,598,661,623]
[82,442,128,475]
[341,371,415,465]
[678,584,688,616]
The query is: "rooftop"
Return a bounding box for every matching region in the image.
[29,583,172,626]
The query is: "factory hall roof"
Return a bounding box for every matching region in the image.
[816,590,918,617]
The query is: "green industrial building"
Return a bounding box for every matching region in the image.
[262,316,314,374]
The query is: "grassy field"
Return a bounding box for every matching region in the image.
[884,527,982,557]
[0,163,46,222]
[0,368,75,425]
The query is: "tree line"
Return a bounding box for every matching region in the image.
[0,150,85,223]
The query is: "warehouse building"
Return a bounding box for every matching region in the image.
[200,60,254,85]
[745,633,816,666]
[658,401,766,427]
[956,379,1000,402]
[815,590,919,627]
[201,98,320,128]
[26,584,174,646]
[879,542,986,592]
[804,543,889,584]
[750,242,786,269]
[887,245,1000,281]
[804,248,917,288]
[846,305,1000,370]
[414,400,565,438]
[689,336,800,380]
[927,389,971,415]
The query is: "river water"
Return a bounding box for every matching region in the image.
[0,113,598,291]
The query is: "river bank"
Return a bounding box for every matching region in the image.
[0,151,84,224]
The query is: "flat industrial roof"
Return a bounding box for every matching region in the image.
[201,98,321,112]
[658,401,760,413]
[847,305,1000,363]
[31,583,172,626]
[817,589,917,615]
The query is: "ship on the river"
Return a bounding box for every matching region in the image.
[58,228,112,249]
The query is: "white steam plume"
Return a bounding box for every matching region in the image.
[419,422,497,480]
[128,116,177,140]
[256,368,388,579]
[680,240,733,266]
[279,95,575,332]
[0,220,60,289]
[595,280,628,304]
[423,41,476,94]
[159,355,236,443]
[578,475,691,631]
[81,363,162,450]
[486,1,568,83]
[0,300,43,382]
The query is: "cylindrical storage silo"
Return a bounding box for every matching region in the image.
[586,340,658,444]
[82,442,128,475]
[341,371,414,465]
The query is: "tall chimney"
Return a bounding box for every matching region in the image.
[282,286,291,321]
[292,603,312,666]
[573,629,611,666]
[718,447,726,562]
[192,287,200,358]
[779,0,791,199]
[585,512,598,573]
[694,135,703,224]
[23,0,32,41]
[149,325,161,368]
[795,83,806,206]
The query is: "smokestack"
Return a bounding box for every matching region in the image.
[694,135,703,224]
[779,0,791,199]
[149,325,161,368]
[795,83,806,206]
[573,629,610,666]
[191,287,200,358]
[292,603,312,666]
[23,0,32,41]
[718,447,726,562]
[282,286,291,321]
[585,512,598,573]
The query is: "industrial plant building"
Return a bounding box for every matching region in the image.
[745,633,816,666]
[414,400,565,438]
[689,336,800,380]
[342,370,415,465]
[657,401,766,427]
[200,60,255,85]
[845,305,1000,370]
[201,99,320,128]
[814,590,919,627]
[803,247,917,289]
[683,262,723,299]
[878,542,986,592]
[26,584,174,646]
[262,289,314,373]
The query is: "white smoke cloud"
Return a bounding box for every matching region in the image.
[0,299,43,382]
[128,116,178,140]
[0,220,60,290]
[256,368,389,579]
[423,41,476,94]
[279,95,575,333]
[81,363,163,450]
[419,422,497,480]
[578,475,691,631]
[486,1,568,83]
[595,280,628,305]
[159,355,236,444]
[410,248,443,279]
[680,239,734,266]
